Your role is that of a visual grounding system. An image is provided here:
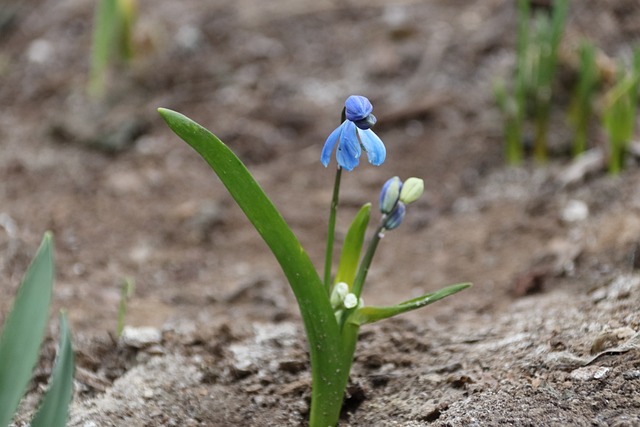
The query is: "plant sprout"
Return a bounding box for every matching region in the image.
[603,47,640,174]
[494,0,568,164]
[526,0,568,162]
[0,233,75,427]
[568,41,599,156]
[159,95,469,426]
[116,277,135,338]
[88,0,137,99]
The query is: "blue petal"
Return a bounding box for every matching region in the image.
[336,121,361,171]
[345,95,373,122]
[358,129,386,166]
[321,122,345,167]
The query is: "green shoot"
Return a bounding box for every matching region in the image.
[568,41,599,156]
[495,0,568,164]
[116,277,135,338]
[603,47,640,174]
[527,0,569,162]
[88,0,137,99]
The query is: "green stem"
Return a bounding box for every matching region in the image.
[351,224,384,298]
[324,166,342,292]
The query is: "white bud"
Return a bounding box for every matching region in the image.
[330,282,349,309]
[343,293,358,309]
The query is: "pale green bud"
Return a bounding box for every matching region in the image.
[399,177,424,204]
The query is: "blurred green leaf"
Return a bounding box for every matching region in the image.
[0,233,54,427]
[568,41,598,156]
[348,282,471,326]
[334,204,370,290]
[31,312,75,427]
[88,0,118,98]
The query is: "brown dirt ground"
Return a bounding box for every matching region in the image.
[2,0,640,426]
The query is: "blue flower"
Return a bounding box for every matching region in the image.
[321,95,386,171]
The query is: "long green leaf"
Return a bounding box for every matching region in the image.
[31,312,75,427]
[347,282,471,326]
[158,108,344,426]
[334,204,370,289]
[0,233,54,427]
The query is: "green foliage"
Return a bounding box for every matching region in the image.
[159,107,470,426]
[0,233,74,427]
[568,41,599,156]
[334,204,370,289]
[495,0,568,164]
[88,0,136,98]
[603,47,640,174]
[526,0,568,162]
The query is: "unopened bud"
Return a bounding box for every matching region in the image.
[330,282,349,309]
[384,201,406,230]
[399,177,424,204]
[343,293,358,309]
[379,176,402,214]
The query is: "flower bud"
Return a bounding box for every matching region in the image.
[384,201,406,230]
[343,293,358,309]
[379,176,402,214]
[399,177,424,204]
[330,282,349,309]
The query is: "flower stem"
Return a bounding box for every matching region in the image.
[324,166,342,292]
[351,223,384,298]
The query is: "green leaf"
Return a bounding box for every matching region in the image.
[334,204,370,290]
[158,108,345,427]
[88,0,118,98]
[347,282,471,326]
[0,233,54,427]
[31,312,75,427]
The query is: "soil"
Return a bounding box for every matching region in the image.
[2,0,640,426]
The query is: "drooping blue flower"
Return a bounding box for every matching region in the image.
[321,95,386,171]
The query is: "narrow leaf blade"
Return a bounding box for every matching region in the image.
[31,312,75,427]
[348,282,471,326]
[0,233,54,426]
[158,108,345,424]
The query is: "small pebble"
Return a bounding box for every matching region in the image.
[570,366,610,381]
[121,326,162,349]
[562,199,589,222]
